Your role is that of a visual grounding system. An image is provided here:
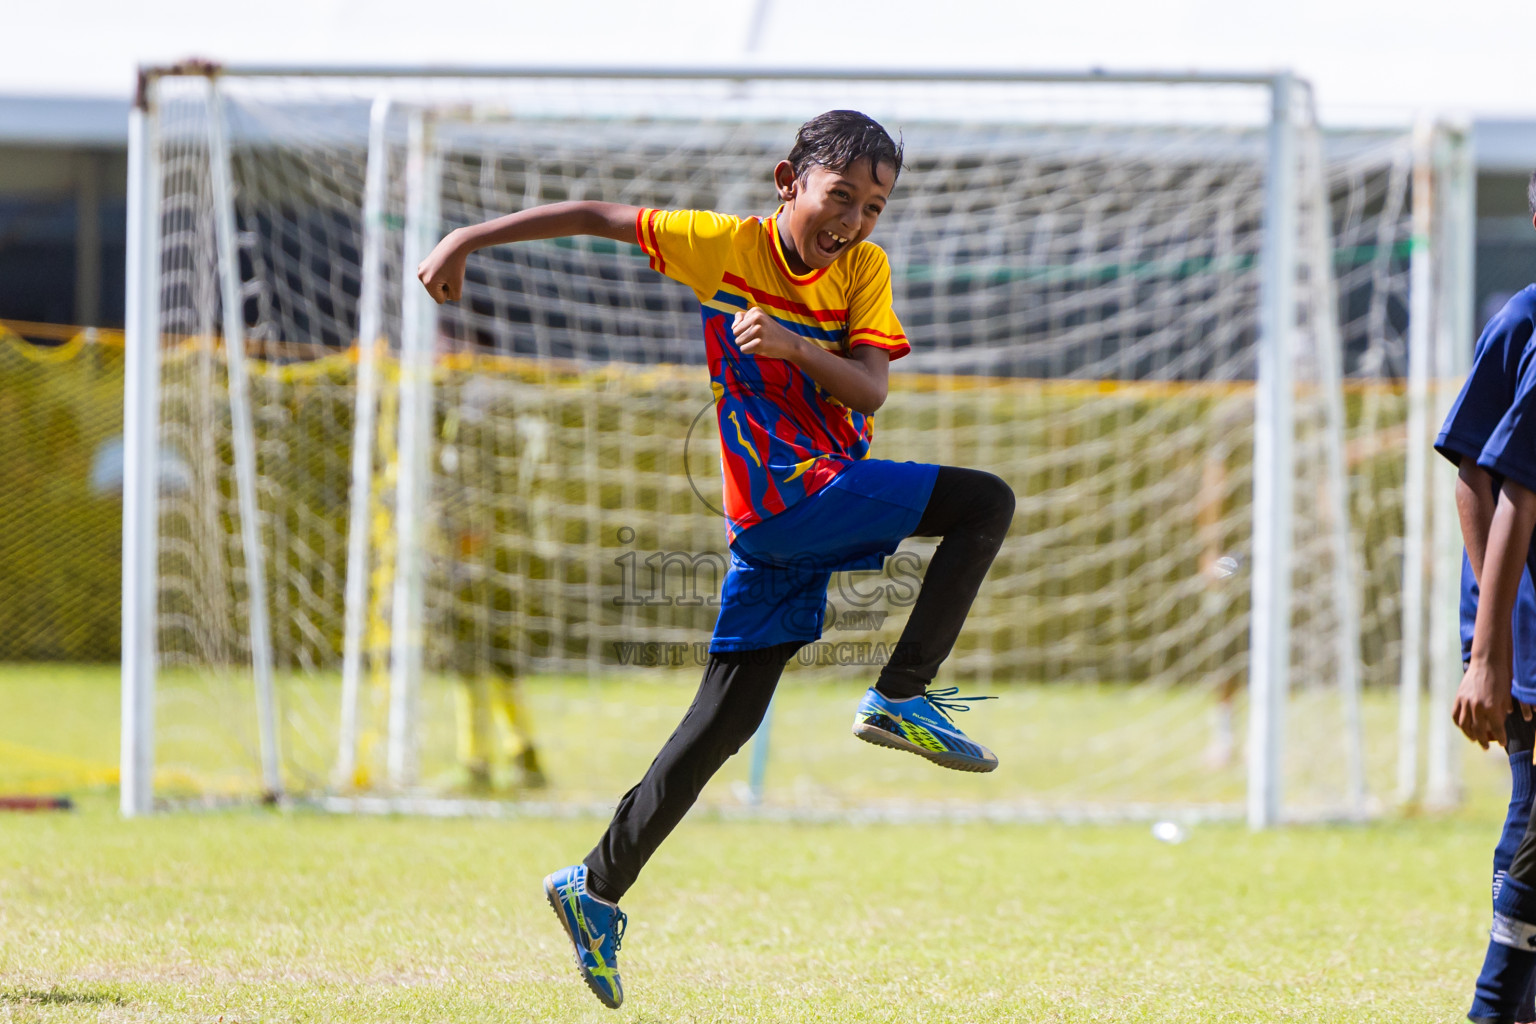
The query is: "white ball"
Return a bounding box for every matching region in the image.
[1151,820,1187,844]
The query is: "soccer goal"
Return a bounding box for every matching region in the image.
[121,65,1472,825]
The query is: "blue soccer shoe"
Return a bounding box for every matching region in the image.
[544,864,628,1009]
[853,686,998,772]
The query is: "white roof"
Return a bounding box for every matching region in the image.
[4,0,1533,157]
[7,0,1536,118]
[5,88,1531,173]
[1475,121,1536,174]
[0,95,128,146]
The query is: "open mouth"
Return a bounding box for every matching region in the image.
[814,229,850,258]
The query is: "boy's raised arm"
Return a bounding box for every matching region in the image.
[1458,480,1536,748]
[417,201,642,304]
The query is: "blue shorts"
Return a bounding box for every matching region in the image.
[710,459,940,652]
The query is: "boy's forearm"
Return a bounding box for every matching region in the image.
[784,340,887,415]
[1457,462,1498,581]
[1470,480,1536,668]
[451,201,639,253]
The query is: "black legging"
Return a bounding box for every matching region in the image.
[583,466,1015,903]
[1471,711,1536,1023]
[877,466,1016,699]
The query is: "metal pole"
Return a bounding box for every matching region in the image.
[1299,105,1369,816]
[1427,122,1476,809]
[747,694,776,805]
[1248,72,1297,830]
[388,108,438,788]
[207,79,284,800]
[741,0,774,54]
[120,95,162,817]
[169,64,1290,87]
[337,95,393,790]
[1397,120,1435,806]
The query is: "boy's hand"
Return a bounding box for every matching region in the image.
[1453,659,1513,749]
[416,230,469,304]
[733,308,802,361]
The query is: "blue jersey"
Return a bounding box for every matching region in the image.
[1437,285,1536,702]
[1460,555,1536,684]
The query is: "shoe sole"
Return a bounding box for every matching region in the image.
[543,877,623,1010]
[853,720,998,773]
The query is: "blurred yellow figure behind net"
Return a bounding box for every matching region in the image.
[453,670,545,792]
[0,322,126,796]
[439,395,547,793]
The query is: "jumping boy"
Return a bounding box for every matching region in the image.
[416,111,1014,1009]
[1439,169,1536,1024]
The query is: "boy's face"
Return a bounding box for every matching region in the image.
[773,158,895,273]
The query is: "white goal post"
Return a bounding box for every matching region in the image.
[121,65,1471,825]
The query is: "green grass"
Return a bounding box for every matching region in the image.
[0,664,1416,813]
[0,663,1517,1021]
[0,797,1510,1022]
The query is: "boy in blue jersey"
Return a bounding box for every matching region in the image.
[1441,169,1536,1024]
[1448,401,1536,1024]
[417,111,1014,1009]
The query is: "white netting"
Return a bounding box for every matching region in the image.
[141,73,1417,818]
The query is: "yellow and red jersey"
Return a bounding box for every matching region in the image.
[634,207,909,540]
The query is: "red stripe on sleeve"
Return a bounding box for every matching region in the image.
[634,208,664,274]
[848,327,908,342]
[848,333,910,360]
[646,209,666,275]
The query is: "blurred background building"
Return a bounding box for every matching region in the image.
[2,0,1533,332]
[5,99,1534,335]
[0,97,127,326]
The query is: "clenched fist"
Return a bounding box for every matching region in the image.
[416,230,468,304]
[732,307,802,361]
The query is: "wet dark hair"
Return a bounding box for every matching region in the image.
[1529,169,1536,218]
[785,110,904,188]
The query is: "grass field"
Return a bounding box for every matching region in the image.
[0,664,1516,1022]
[0,796,1511,1022]
[0,665,1414,816]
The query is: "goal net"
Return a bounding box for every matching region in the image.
[123,68,1454,823]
